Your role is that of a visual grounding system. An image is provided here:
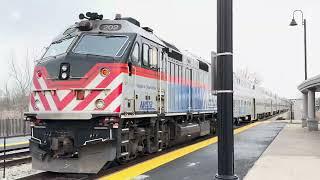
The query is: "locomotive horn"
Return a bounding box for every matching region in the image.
[86,12,92,17]
[79,13,85,20]
[83,12,104,20]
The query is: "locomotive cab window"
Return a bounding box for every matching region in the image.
[43,36,76,59]
[74,35,128,57]
[131,43,140,63]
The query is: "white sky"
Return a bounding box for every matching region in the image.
[1,0,319,98]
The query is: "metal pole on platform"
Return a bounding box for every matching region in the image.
[290,101,293,123]
[289,10,308,80]
[303,19,307,80]
[215,0,238,179]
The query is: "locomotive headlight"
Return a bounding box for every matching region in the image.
[34,99,40,109]
[61,65,68,72]
[61,72,68,79]
[95,99,105,109]
[59,63,70,80]
[100,68,110,77]
[36,71,42,78]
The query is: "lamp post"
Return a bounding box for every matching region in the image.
[289,10,308,80]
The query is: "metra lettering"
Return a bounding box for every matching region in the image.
[140,101,155,110]
[136,84,157,90]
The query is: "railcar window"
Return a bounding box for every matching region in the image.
[148,48,153,67]
[143,44,149,66]
[74,35,128,57]
[131,43,139,63]
[43,36,75,58]
[150,47,158,68]
[159,51,163,70]
[162,52,166,72]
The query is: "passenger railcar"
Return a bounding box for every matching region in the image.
[25,13,289,173]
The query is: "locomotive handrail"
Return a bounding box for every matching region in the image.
[69,87,110,91]
[46,76,89,80]
[33,88,57,92]
[211,90,234,95]
[32,112,121,120]
[33,87,111,92]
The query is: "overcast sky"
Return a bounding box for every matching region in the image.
[1,0,319,99]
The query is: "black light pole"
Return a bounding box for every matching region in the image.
[289,10,308,80]
[215,0,238,179]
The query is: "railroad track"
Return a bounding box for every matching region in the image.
[0,147,31,168]
[20,113,287,180]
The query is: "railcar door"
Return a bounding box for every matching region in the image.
[270,100,273,115]
[188,69,193,111]
[253,98,256,120]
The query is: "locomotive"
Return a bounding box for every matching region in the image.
[25,12,289,173]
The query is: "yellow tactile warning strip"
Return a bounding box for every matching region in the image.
[0,141,29,148]
[100,121,270,180]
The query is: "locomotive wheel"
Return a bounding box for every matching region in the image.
[116,157,129,165]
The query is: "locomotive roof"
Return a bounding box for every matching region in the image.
[51,15,213,72]
[55,19,167,48]
[55,17,211,64]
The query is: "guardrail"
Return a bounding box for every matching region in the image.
[0,118,31,138]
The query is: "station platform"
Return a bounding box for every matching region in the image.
[244,120,320,180]
[0,135,30,151]
[101,114,288,180]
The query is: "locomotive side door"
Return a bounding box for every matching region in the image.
[134,42,149,113]
[157,50,166,114]
[135,39,159,113]
[124,42,140,113]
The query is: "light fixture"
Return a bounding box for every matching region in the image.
[289,18,298,26]
[59,63,70,80]
[36,71,42,78]
[61,72,68,79]
[35,99,41,110]
[61,65,68,71]
[95,99,105,109]
[100,68,110,77]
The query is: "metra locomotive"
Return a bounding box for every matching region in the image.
[25,13,289,173]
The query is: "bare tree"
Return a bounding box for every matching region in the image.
[9,51,33,96]
[0,81,13,110]
[236,68,263,86]
[250,72,262,86]
[7,50,34,113]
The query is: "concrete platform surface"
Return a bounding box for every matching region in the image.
[0,135,30,151]
[244,122,320,180]
[134,120,286,180]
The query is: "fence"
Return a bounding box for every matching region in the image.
[0,118,31,138]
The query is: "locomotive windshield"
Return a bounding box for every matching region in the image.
[73,35,128,57]
[43,36,75,58]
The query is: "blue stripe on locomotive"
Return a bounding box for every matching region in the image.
[168,81,207,112]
